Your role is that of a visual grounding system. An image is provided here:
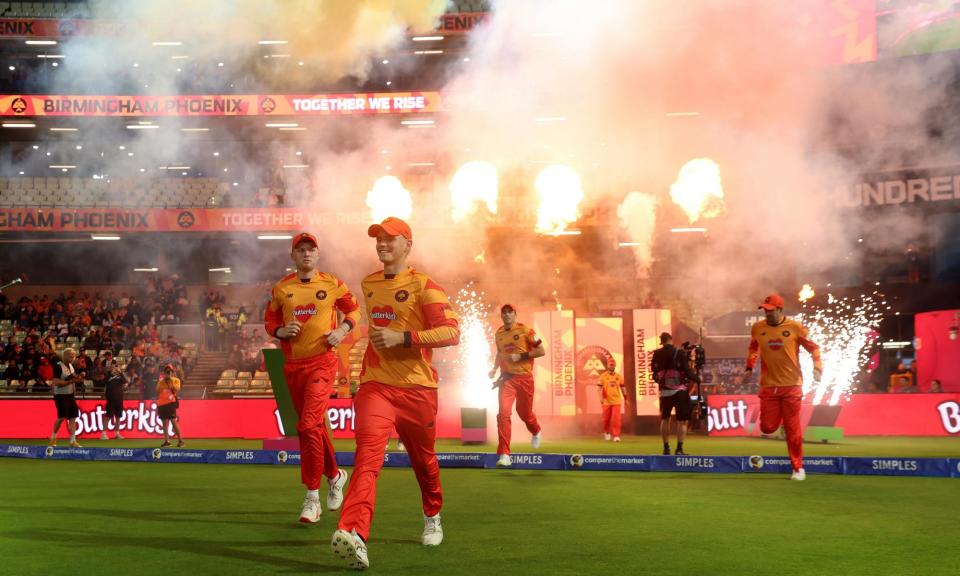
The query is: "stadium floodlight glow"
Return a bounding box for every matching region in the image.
[49,127,78,131]
[534,116,568,123]
[37,54,65,58]
[541,230,582,236]
[412,35,444,41]
[151,41,183,46]
[407,162,435,167]
[91,234,121,241]
[208,267,231,273]
[3,122,36,128]
[162,166,191,170]
[133,267,159,272]
[257,234,294,240]
[278,127,306,131]
[282,164,309,169]
[666,111,700,117]
[258,40,288,45]
[126,124,159,130]
[269,54,291,58]
[414,50,444,55]
[171,55,190,60]
[881,341,913,349]
[618,242,642,247]
[49,165,76,169]
[669,227,708,233]
[180,127,209,132]
[400,119,435,125]
[265,122,298,128]
[26,40,58,45]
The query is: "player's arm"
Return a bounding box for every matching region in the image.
[508,330,544,362]
[488,350,502,379]
[327,280,362,346]
[264,285,298,339]
[745,330,759,374]
[797,323,823,379]
[408,280,460,348]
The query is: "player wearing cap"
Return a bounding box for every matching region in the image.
[745,293,822,481]
[488,303,545,467]
[597,357,626,442]
[331,217,460,571]
[265,232,360,523]
[156,364,183,447]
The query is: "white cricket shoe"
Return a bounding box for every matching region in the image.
[603,433,611,441]
[531,432,541,449]
[115,432,124,439]
[496,454,512,467]
[332,529,369,570]
[327,469,348,511]
[791,468,806,481]
[422,514,443,546]
[613,436,621,442]
[397,439,406,452]
[299,494,321,523]
[100,432,108,440]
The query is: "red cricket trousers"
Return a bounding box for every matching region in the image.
[602,404,622,436]
[337,381,441,541]
[497,374,541,455]
[284,353,340,490]
[759,385,804,471]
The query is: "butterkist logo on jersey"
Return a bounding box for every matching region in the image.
[767,338,784,351]
[395,289,410,302]
[293,303,317,321]
[370,306,397,327]
[315,290,327,300]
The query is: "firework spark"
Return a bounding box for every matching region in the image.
[798,292,883,405]
[451,283,495,408]
[798,284,815,303]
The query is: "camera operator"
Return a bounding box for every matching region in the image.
[49,348,84,448]
[651,332,700,455]
[100,359,129,440]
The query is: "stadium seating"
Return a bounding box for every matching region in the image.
[0,177,229,209]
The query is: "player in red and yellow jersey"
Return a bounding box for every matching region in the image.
[265,232,360,523]
[745,293,822,481]
[597,358,626,442]
[488,304,545,467]
[332,217,459,571]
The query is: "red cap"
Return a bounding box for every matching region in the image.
[291,232,318,251]
[367,217,412,240]
[500,304,517,314]
[758,293,785,310]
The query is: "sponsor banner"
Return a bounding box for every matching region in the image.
[533,310,577,416]
[383,452,411,468]
[148,448,208,463]
[3,443,46,458]
[843,457,952,478]
[276,450,301,466]
[575,316,624,415]
[92,447,148,462]
[742,455,843,475]
[486,453,567,470]
[334,451,355,468]
[0,92,441,117]
[436,452,485,468]
[708,393,960,436]
[42,445,95,461]
[915,310,960,393]
[650,455,742,473]
[206,449,275,465]
[569,454,651,472]
[632,309,672,416]
[951,459,960,479]
[435,12,490,34]
[0,18,114,38]
[836,166,960,210]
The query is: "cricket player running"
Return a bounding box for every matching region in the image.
[265,232,360,522]
[488,303,545,467]
[331,217,460,570]
[745,293,822,481]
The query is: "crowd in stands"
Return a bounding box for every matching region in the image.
[0,278,194,396]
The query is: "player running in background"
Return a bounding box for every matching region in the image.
[488,304,545,467]
[597,357,626,442]
[265,232,360,523]
[745,293,822,481]
[331,217,460,570]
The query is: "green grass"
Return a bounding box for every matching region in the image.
[0,436,958,574]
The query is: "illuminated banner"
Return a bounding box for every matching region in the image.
[0,18,114,38]
[575,316,623,415]
[836,166,960,209]
[534,310,577,417]
[0,398,462,439]
[0,92,441,117]
[707,394,960,437]
[435,12,490,34]
[632,309,671,416]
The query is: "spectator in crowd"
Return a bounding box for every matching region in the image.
[50,348,83,448]
[929,379,943,393]
[888,363,913,393]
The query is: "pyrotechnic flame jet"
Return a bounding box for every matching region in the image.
[534,164,583,235]
[366,175,412,223]
[669,158,726,223]
[451,161,499,222]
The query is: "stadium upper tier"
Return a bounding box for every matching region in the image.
[0,177,232,208]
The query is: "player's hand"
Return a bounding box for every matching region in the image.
[813,367,822,381]
[508,353,522,363]
[279,320,302,339]
[487,368,497,379]
[325,326,349,347]
[369,327,404,349]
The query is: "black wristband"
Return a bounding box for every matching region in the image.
[403,331,412,348]
[520,352,531,361]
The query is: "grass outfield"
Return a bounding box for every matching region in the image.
[0,437,958,575]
